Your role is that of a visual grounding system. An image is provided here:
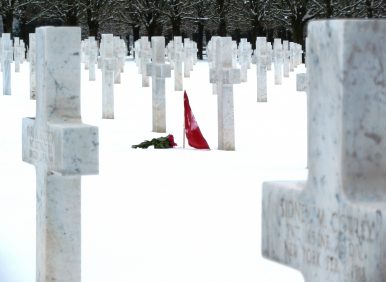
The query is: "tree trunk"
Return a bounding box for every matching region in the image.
[20,16,29,46]
[325,0,333,17]
[65,4,78,26]
[366,0,374,18]
[147,17,162,38]
[3,11,13,34]
[87,9,99,37]
[197,22,204,60]
[250,18,263,49]
[132,24,140,42]
[171,18,181,37]
[217,17,227,36]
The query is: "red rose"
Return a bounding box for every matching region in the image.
[167,134,177,147]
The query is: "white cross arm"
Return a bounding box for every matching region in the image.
[210,68,241,85]
[22,118,99,176]
[146,63,171,78]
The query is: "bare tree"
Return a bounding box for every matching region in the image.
[270,0,318,45]
[160,0,197,37]
[116,0,167,38]
[0,0,42,34]
[209,0,238,36]
[234,0,271,48]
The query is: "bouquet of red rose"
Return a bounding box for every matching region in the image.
[132,134,177,149]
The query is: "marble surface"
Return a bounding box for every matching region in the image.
[209,37,241,151]
[184,38,192,78]
[22,26,99,282]
[174,36,183,91]
[296,73,307,92]
[101,34,115,119]
[262,19,386,282]
[2,33,12,96]
[147,36,171,133]
[273,38,283,85]
[29,33,37,99]
[139,37,151,87]
[238,39,251,83]
[255,37,268,102]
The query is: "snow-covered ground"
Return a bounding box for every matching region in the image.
[0,57,307,282]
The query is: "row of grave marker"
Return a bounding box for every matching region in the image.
[6,19,385,282]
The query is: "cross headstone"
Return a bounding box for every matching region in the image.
[13,37,21,72]
[289,42,295,72]
[262,19,386,282]
[231,40,238,68]
[83,39,90,70]
[146,36,171,133]
[208,36,219,95]
[134,40,140,71]
[29,33,37,99]
[2,33,12,96]
[88,36,98,81]
[101,34,115,119]
[210,37,241,151]
[296,73,307,92]
[238,38,251,83]
[266,42,273,71]
[192,42,198,65]
[173,36,184,91]
[20,40,26,63]
[22,26,98,282]
[166,41,174,70]
[139,36,151,87]
[113,36,122,84]
[0,37,3,72]
[183,38,192,78]
[273,38,283,85]
[283,40,290,78]
[255,37,268,102]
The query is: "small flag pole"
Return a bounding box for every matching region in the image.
[183,91,186,148]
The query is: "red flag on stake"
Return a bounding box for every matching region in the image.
[184,91,210,149]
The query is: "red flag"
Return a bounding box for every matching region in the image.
[184,91,210,149]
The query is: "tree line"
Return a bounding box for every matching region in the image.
[2,0,385,59]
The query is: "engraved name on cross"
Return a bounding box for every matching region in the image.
[262,19,386,282]
[22,26,99,282]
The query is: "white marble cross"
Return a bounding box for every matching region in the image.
[296,73,307,92]
[266,42,273,71]
[22,26,98,282]
[88,36,98,81]
[134,40,140,71]
[262,20,386,282]
[255,37,268,102]
[283,40,290,77]
[2,33,12,96]
[166,41,174,70]
[20,40,26,63]
[13,37,21,72]
[83,39,90,70]
[101,34,115,119]
[139,36,151,87]
[210,37,241,151]
[29,33,37,99]
[183,38,192,78]
[238,38,251,83]
[273,38,283,85]
[192,42,198,65]
[113,37,123,84]
[208,36,219,95]
[173,36,184,91]
[146,36,171,133]
[231,40,238,68]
